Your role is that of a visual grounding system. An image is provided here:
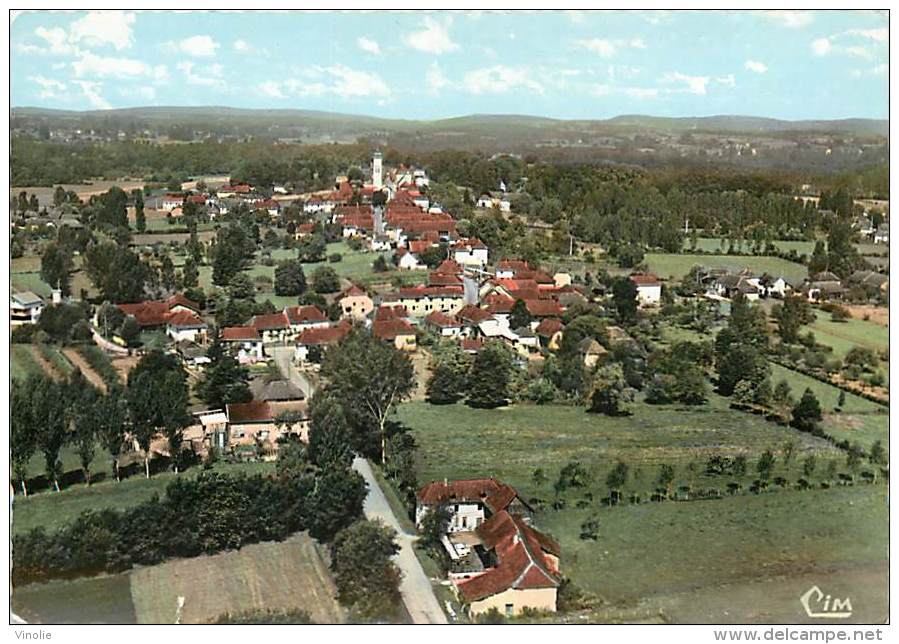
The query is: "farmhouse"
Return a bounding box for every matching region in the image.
[220,326,265,362]
[117,294,206,339]
[425,310,463,337]
[416,478,530,532]
[630,273,662,305]
[373,317,417,351]
[294,320,352,363]
[337,284,374,320]
[225,398,310,454]
[454,510,561,617]
[453,238,489,268]
[10,291,44,326]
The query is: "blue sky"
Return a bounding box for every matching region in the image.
[10,9,889,120]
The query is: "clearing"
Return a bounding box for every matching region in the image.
[130,533,345,624]
[645,253,808,284]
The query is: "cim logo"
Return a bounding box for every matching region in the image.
[800,586,853,619]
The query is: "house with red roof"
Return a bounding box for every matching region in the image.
[337,284,374,320]
[495,259,531,279]
[225,398,310,455]
[425,311,462,337]
[454,510,561,616]
[415,478,530,533]
[392,285,464,318]
[453,238,489,268]
[372,317,417,352]
[535,318,564,350]
[284,305,329,333]
[220,326,264,362]
[294,320,352,363]
[250,311,291,344]
[630,273,662,305]
[117,294,206,343]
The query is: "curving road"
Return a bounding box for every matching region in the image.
[352,457,448,625]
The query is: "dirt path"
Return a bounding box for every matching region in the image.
[30,346,64,381]
[62,348,108,393]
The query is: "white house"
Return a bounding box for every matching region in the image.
[397,249,425,270]
[415,478,529,533]
[874,225,889,244]
[220,326,265,363]
[165,310,208,343]
[10,291,44,326]
[631,274,662,305]
[477,194,493,209]
[453,238,489,268]
[161,193,183,211]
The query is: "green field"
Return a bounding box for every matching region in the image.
[768,362,884,414]
[11,344,44,380]
[403,398,887,622]
[645,253,808,284]
[13,461,275,535]
[804,310,888,359]
[12,573,136,624]
[399,398,838,497]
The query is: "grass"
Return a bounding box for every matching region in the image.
[12,572,136,624]
[804,310,888,359]
[36,342,75,377]
[403,398,887,623]
[539,485,887,623]
[768,362,883,414]
[685,237,816,256]
[645,253,808,284]
[11,344,44,380]
[13,461,275,535]
[129,533,345,624]
[399,398,838,499]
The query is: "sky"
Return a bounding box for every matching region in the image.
[10,9,889,120]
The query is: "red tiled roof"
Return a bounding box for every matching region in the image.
[484,293,515,314]
[428,272,463,287]
[456,510,561,603]
[339,284,368,299]
[425,311,460,328]
[454,237,488,250]
[375,305,409,321]
[117,293,200,327]
[166,310,206,329]
[166,294,201,312]
[221,326,260,341]
[297,322,351,346]
[227,400,272,423]
[630,273,661,286]
[457,304,493,324]
[461,337,484,352]
[372,317,416,341]
[285,305,327,326]
[296,222,315,234]
[417,478,510,505]
[251,311,290,331]
[186,194,206,204]
[497,259,531,273]
[535,317,564,337]
[434,259,462,275]
[408,240,434,254]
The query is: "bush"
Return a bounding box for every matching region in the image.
[329,253,342,263]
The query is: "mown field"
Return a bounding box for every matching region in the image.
[645,253,808,284]
[401,399,887,623]
[130,533,345,624]
[804,310,888,359]
[13,533,345,625]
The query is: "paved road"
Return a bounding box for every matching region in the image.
[352,457,449,625]
[461,275,479,305]
[269,345,313,399]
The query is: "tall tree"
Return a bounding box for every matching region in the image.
[307,389,354,469]
[40,242,73,296]
[466,340,515,409]
[509,299,532,330]
[772,295,813,344]
[134,189,146,233]
[11,377,37,496]
[196,336,253,409]
[320,329,415,464]
[32,377,68,492]
[69,373,99,485]
[425,342,470,405]
[127,351,190,477]
[791,388,823,433]
[97,387,128,482]
[274,259,307,296]
[330,520,402,621]
[611,276,638,324]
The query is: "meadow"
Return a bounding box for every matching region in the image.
[400,398,887,623]
[644,253,808,284]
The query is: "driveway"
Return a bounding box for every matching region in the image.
[352,457,449,625]
[268,345,313,399]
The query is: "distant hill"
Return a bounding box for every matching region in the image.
[10,106,888,138]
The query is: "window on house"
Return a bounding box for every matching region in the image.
[505,604,514,617]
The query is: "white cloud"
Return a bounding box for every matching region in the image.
[744,60,768,74]
[72,80,111,109]
[357,37,381,55]
[426,62,449,94]
[165,35,219,57]
[72,51,167,81]
[69,11,136,50]
[35,26,73,54]
[845,28,887,43]
[464,65,544,95]
[812,37,832,55]
[234,39,250,52]
[575,37,645,58]
[762,11,813,28]
[30,75,66,98]
[844,45,874,60]
[716,74,736,87]
[592,84,658,99]
[324,64,390,98]
[576,38,616,57]
[665,72,710,95]
[871,64,888,75]
[404,17,459,54]
[565,10,586,24]
[175,61,225,88]
[259,81,285,99]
